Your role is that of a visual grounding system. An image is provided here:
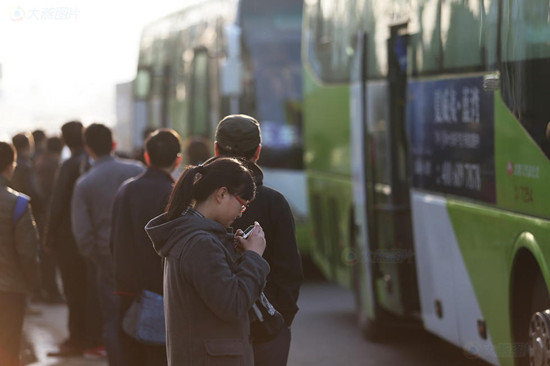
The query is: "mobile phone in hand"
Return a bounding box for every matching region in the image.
[242,225,255,239]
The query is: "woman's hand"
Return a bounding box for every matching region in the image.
[235,221,266,256]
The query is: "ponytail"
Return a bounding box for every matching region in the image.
[165,165,203,220]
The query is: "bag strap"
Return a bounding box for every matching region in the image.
[13,194,30,227]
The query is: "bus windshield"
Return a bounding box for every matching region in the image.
[240,0,303,169]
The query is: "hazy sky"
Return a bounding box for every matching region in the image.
[0,0,191,140]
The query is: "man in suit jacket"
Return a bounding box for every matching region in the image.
[111,129,182,366]
[72,123,144,366]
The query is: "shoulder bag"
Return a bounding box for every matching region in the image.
[249,292,286,343]
[122,289,166,345]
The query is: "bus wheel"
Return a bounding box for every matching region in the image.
[512,251,550,366]
[528,310,550,366]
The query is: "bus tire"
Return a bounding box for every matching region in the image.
[526,273,550,366]
[528,310,550,366]
[512,251,550,366]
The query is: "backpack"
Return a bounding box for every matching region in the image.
[13,194,30,227]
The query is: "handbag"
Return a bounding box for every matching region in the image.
[249,292,286,343]
[122,290,166,345]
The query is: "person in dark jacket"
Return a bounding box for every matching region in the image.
[34,135,64,303]
[111,129,182,366]
[31,129,47,162]
[214,114,303,366]
[43,121,95,356]
[146,157,269,366]
[0,141,40,366]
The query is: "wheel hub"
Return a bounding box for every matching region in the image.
[529,310,550,366]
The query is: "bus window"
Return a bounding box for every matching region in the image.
[304,0,358,83]
[241,0,304,169]
[441,0,489,72]
[408,0,443,75]
[500,0,550,157]
[134,69,151,100]
[367,82,391,188]
[409,0,498,75]
[189,49,210,137]
[170,31,188,137]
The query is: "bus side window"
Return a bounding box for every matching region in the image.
[305,0,357,83]
[441,0,488,72]
[189,49,210,137]
[500,0,550,158]
[408,0,443,75]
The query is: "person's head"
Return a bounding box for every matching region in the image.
[184,136,211,165]
[0,142,16,180]
[32,130,47,151]
[11,132,34,158]
[145,129,182,170]
[215,114,262,161]
[46,136,64,156]
[83,123,115,158]
[143,127,156,143]
[165,157,256,226]
[61,120,84,150]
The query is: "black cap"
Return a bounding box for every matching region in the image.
[215,114,261,154]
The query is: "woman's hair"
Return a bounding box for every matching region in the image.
[165,157,255,221]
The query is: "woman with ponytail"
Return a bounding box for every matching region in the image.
[145,157,269,366]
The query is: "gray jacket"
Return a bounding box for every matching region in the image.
[0,176,40,294]
[72,155,144,259]
[146,213,269,366]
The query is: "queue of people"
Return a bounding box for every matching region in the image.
[0,114,303,366]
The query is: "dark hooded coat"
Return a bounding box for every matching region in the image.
[146,212,269,366]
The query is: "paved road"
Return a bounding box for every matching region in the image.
[23,281,492,366]
[23,304,102,366]
[288,282,490,366]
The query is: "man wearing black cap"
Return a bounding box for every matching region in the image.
[215,114,303,366]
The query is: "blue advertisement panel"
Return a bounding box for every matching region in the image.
[407,76,496,203]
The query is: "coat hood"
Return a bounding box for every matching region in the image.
[145,212,230,258]
[244,161,264,187]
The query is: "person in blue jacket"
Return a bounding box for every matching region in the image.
[0,141,40,366]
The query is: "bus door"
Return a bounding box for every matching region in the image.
[351,31,377,327]
[355,23,419,319]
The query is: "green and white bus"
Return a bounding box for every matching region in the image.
[132,0,310,249]
[303,0,550,365]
